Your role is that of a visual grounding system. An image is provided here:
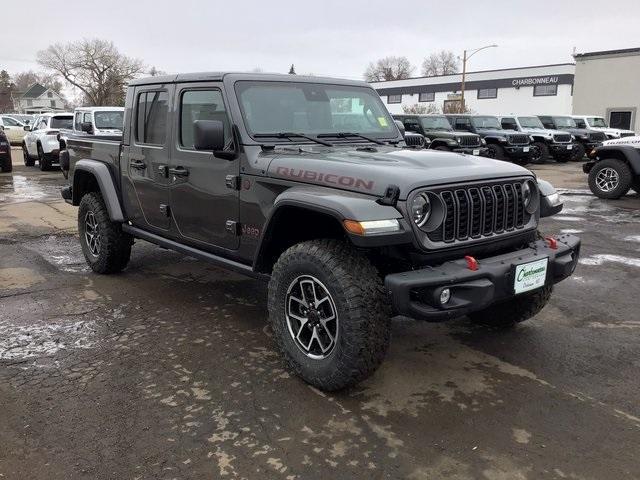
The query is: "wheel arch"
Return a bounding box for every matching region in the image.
[72,159,125,222]
[594,146,640,175]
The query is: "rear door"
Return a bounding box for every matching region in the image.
[120,85,173,232]
[168,83,240,250]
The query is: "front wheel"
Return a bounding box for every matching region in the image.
[37,143,50,171]
[570,142,585,161]
[23,144,35,167]
[78,192,132,273]
[588,159,633,199]
[485,143,505,160]
[0,155,11,173]
[531,141,549,163]
[268,239,391,391]
[468,286,553,329]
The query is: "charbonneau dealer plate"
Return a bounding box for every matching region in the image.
[523,146,530,153]
[514,258,548,294]
[472,149,480,155]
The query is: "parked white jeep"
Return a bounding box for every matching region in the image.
[22,112,73,170]
[572,115,635,140]
[70,106,124,136]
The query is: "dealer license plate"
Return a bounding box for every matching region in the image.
[514,258,548,294]
[523,146,530,153]
[472,149,480,155]
[567,144,573,150]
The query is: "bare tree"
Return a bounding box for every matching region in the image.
[421,50,459,77]
[402,103,440,114]
[37,39,145,106]
[364,56,415,82]
[12,70,64,94]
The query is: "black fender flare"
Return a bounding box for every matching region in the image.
[72,159,125,222]
[591,145,640,174]
[536,179,563,218]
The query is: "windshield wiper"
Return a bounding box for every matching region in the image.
[254,132,333,147]
[317,132,385,145]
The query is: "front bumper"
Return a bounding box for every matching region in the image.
[504,145,532,158]
[385,234,580,321]
[453,146,489,156]
[581,141,603,154]
[549,143,573,156]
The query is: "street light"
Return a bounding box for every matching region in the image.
[460,44,498,112]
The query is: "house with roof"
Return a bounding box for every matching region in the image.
[13,83,65,114]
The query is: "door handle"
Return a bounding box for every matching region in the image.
[168,166,189,177]
[130,160,146,170]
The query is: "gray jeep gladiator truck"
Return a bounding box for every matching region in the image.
[60,72,580,391]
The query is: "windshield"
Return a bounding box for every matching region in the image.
[235,81,396,139]
[552,116,577,128]
[94,111,124,130]
[471,116,502,129]
[420,116,452,131]
[587,117,608,128]
[51,116,73,129]
[518,116,544,129]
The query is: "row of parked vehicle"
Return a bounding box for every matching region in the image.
[393,113,633,166]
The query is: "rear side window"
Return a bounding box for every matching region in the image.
[180,90,229,149]
[51,116,73,129]
[136,91,168,145]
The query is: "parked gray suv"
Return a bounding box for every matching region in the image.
[60,73,580,391]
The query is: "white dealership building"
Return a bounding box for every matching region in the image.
[371,63,575,116]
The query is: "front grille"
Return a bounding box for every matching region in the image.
[508,134,530,145]
[425,180,532,244]
[589,131,607,142]
[553,134,571,143]
[459,135,481,147]
[404,134,426,148]
[620,132,635,138]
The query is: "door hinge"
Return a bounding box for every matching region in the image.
[160,204,171,217]
[225,220,240,235]
[225,175,241,190]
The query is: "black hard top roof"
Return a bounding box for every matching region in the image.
[129,72,369,87]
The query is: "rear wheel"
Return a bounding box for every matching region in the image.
[23,143,35,166]
[37,143,50,171]
[468,286,552,329]
[531,141,549,163]
[78,192,132,273]
[588,159,633,199]
[268,239,391,391]
[570,142,585,161]
[486,143,505,160]
[0,154,11,173]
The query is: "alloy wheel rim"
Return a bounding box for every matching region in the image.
[84,211,101,256]
[595,167,619,192]
[285,275,339,359]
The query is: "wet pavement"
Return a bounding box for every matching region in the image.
[1,154,640,479]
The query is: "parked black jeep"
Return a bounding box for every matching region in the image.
[60,72,580,391]
[0,129,12,173]
[393,114,488,157]
[538,115,606,161]
[446,114,532,165]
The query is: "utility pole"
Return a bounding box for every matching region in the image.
[459,44,498,113]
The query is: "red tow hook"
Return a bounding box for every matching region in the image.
[545,236,558,250]
[464,255,479,271]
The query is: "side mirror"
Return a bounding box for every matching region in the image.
[23,125,31,131]
[394,120,406,138]
[81,122,93,134]
[193,120,225,151]
[0,125,4,131]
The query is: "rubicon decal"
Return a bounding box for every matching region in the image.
[275,167,374,191]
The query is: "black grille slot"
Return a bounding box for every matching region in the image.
[426,180,533,243]
[589,131,607,142]
[553,134,571,143]
[508,134,530,145]
[459,135,481,147]
[404,134,426,147]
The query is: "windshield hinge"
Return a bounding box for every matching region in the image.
[377,185,400,207]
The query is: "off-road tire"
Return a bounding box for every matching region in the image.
[78,192,132,274]
[588,158,633,199]
[486,143,505,160]
[570,142,585,161]
[23,144,35,166]
[268,239,391,391]
[468,285,553,329]
[531,141,549,163]
[37,143,50,171]
[0,156,11,173]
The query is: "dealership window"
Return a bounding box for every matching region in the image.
[387,94,402,104]
[609,111,633,130]
[418,92,435,102]
[135,91,169,145]
[533,84,557,97]
[477,88,497,99]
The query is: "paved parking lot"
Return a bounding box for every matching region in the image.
[1,150,640,479]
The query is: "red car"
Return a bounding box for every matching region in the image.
[0,129,12,172]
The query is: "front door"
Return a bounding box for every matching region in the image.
[2,117,24,143]
[121,86,172,232]
[168,83,240,250]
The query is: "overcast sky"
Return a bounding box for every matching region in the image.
[1,0,639,82]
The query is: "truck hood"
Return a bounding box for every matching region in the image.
[425,130,477,139]
[476,128,509,138]
[267,146,531,199]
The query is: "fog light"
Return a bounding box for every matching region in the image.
[440,288,451,305]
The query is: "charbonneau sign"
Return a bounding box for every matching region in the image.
[512,76,559,86]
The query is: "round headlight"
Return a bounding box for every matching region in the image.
[411,194,431,227]
[522,180,539,214]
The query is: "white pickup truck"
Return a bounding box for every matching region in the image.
[68,107,125,136]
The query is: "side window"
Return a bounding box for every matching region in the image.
[3,117,19,126]
[136,91,169,145]
[179,89,229,150]
[454,118,471,130]
[38,118,48,130]
[74,112,82,130]
[403,119,421,133]
[83,113,92,124]
[501,117,517,130]
[574,118,587,128]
